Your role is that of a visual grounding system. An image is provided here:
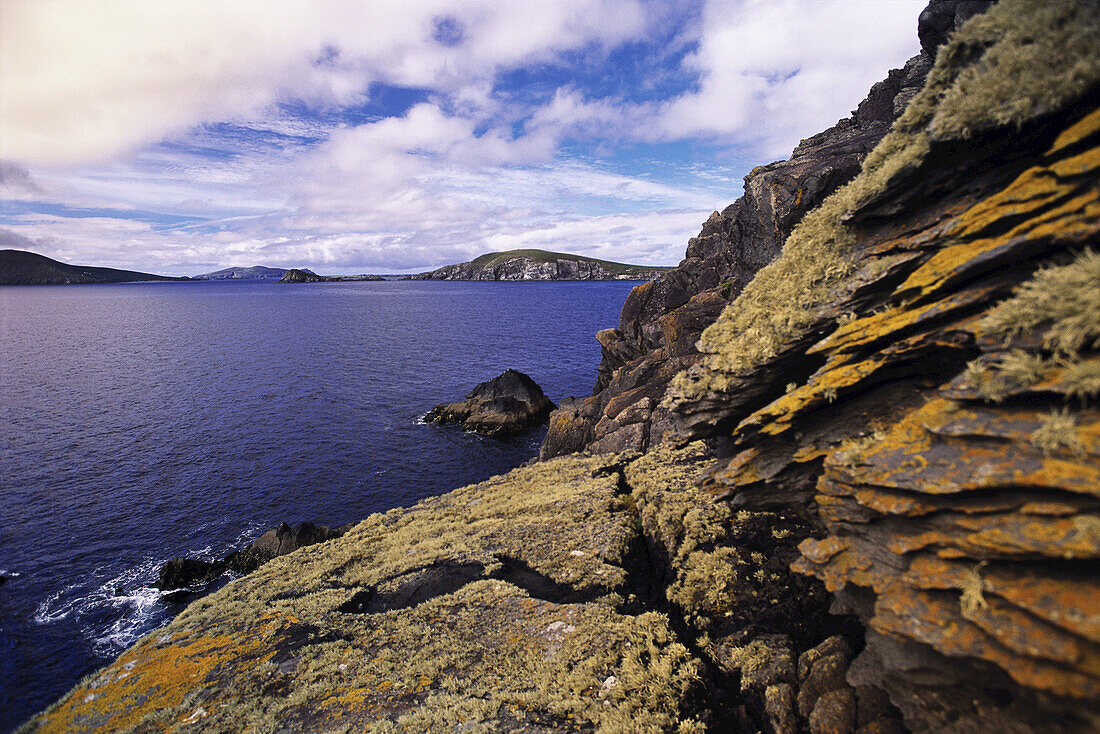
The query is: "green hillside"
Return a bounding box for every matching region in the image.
[0,249,182,285]
[465,249,672,274]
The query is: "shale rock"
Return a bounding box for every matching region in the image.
[427,369,555,437]
[542,32,939,459]
[663,1,1100,730]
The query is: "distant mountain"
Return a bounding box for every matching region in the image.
[193,266,292,280]
[0,249,182,286]
[407,249,673,281]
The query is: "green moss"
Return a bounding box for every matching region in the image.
[666,0,1100,410]
[1031,409,1086,456]
[982,249,1100,357]
[1065,359,1100,401]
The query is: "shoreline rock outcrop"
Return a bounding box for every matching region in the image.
[426,369,556,437]
[157,521,348,591]
[21,1,1100,732]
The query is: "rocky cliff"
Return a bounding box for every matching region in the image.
[409,249,672,281]
[19,1,1100,732]
[539,0,995,460]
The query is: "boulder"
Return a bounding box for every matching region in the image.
[225,521,346,574]
[426,369,555,437]
[157,558,225,591]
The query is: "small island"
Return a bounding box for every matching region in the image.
[407,249,672,281]
[279,269,385,283]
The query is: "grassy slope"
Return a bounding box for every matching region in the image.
[463,249,673,274]
[0,249,180,285]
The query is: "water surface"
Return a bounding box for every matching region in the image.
[0,279,636,730]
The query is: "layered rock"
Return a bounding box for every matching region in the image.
[660,1,1100,730]
[409,248,670,281]
[540,0,995,460]
[22,2,1100,732]
[426,369,556,436]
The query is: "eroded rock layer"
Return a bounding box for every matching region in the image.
[660,0,1100,730]
[539,0,998,460]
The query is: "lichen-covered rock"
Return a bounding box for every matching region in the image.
[660,0,1100,730]
[540,6,955,460]
[427,369,556,437]
[24,454,708,733]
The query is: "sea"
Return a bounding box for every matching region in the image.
[0,278,639,731]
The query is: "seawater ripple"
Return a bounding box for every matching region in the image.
[0,279,635,731]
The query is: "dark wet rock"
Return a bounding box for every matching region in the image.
[158,521,349,589]
[157,558,226,591]
[426,369,555,437]
[917,0,997,57]
[226,521,347,574]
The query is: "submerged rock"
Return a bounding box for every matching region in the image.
[426,369,555,436]
[225,521,346,575]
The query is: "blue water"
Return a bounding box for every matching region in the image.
[0,279,636,731]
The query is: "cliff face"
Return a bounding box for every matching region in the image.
[409,249,671,281]
[539,0,995,460]
[661,0,1100,729]
[20,1,1100,732]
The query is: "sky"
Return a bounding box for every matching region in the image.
[0,0,926,276]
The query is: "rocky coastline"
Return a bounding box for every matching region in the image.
[408,248,672,281]
[21,1,1100,732]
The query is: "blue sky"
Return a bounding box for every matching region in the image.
[0,0,925,275]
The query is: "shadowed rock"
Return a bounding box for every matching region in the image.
[157,521,348,590]
[426,369,555,437]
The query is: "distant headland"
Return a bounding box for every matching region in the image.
[407,248,672,281]
[0,249,184,286]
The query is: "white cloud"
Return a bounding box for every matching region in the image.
[654,0,926,155]
[1,0,647,165]
[0,0,933,274]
